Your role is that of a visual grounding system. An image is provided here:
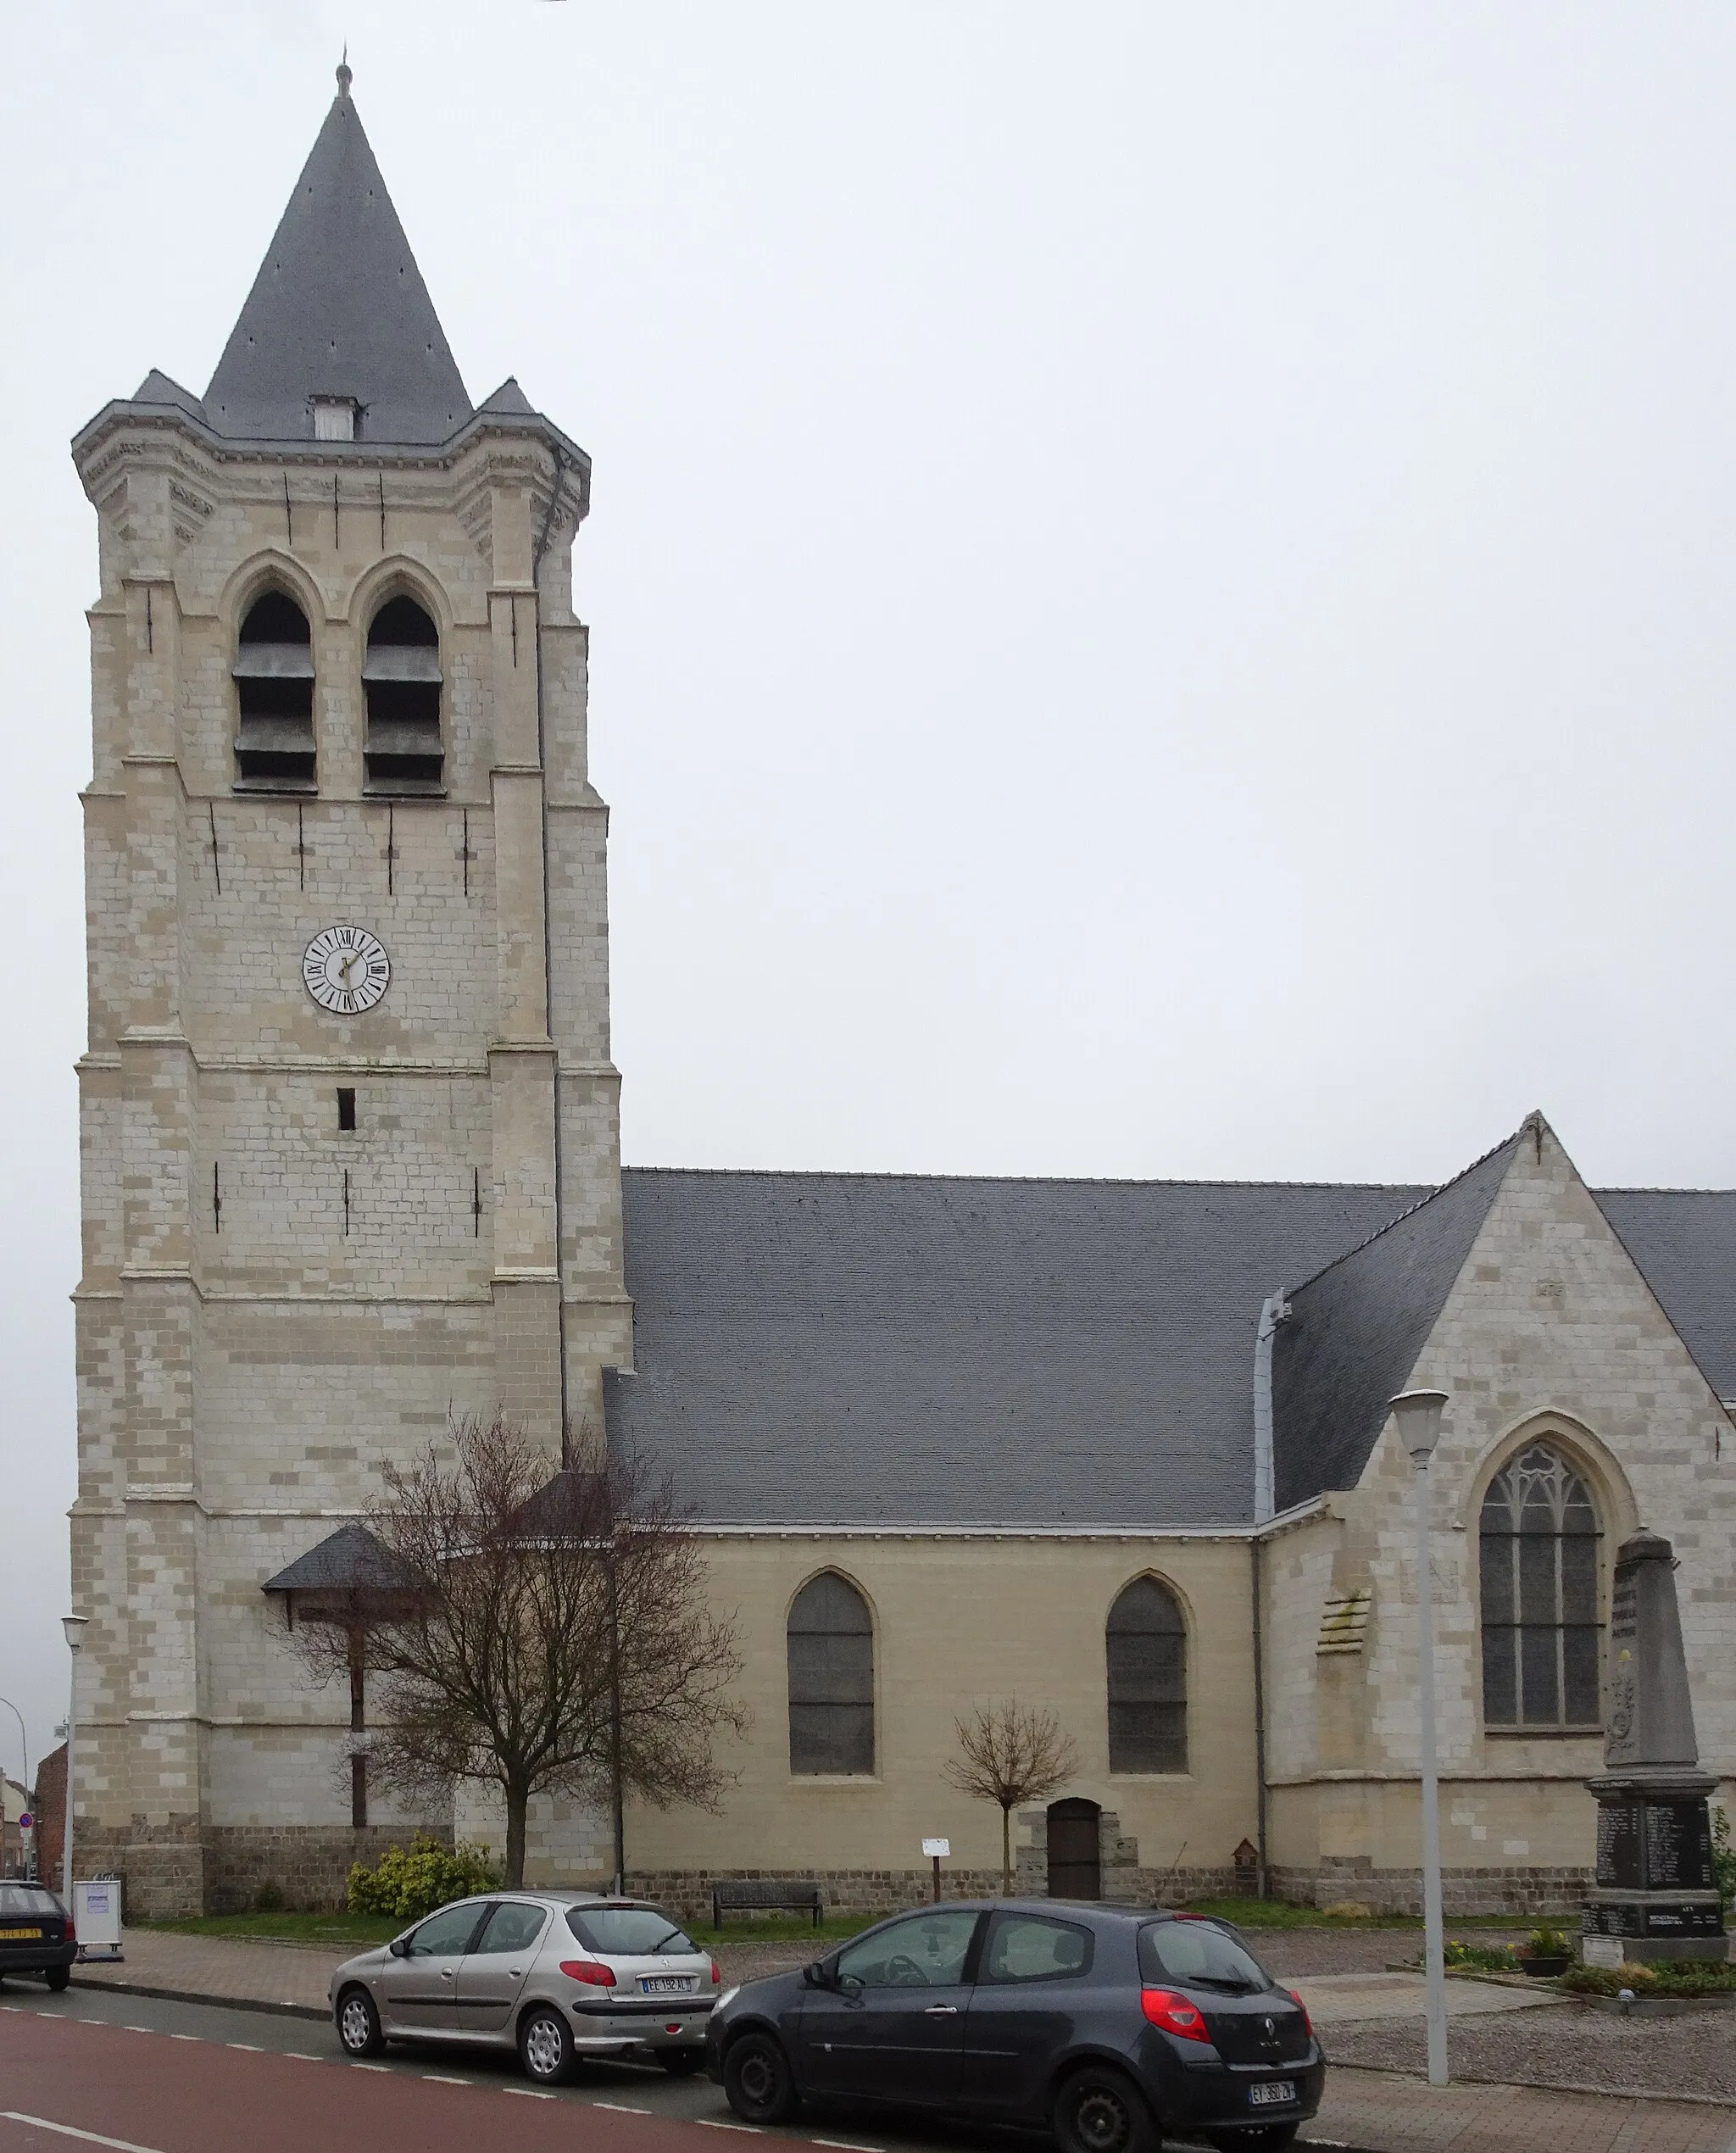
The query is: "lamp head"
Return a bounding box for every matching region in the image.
[1388,1389,1449,1466]
[61,1616,89,1654]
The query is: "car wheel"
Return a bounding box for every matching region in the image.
[658,2050,707,2076]
[336,1986,385,2058]
[723,2031,800,2123]
[1054,2067,1157,2153]
[519,2005,576,2086]
[45,1967,71,1994]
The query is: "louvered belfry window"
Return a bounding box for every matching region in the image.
[1480,1443,1601,1728]
[787,1572,875,1775]
[1106,1577,1188,1773]
[234,589,316,791]
[364,595,444,793]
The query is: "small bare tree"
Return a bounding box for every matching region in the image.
[944,1700,1079,1896]
[286,1412,746,1885]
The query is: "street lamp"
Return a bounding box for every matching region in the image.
[0,1695,30,1878]
[61,1616,88,1906]
[1388,1390,1449,2088]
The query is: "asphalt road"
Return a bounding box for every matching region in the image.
[0,1975,1077,2153]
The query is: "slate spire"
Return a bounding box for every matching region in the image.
[204,70,471,445]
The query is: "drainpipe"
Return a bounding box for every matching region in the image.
[1252,1290,1288,1526]
[1250,1291,1288,1896]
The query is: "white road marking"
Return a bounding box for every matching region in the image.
[698,2123,762,2134]
[285,2052,321,2061]
[504,2086,556,2098]
[812,2140,883,2150]
[351,2061,391,2072]
[226,2043,264,2052]
[169,2033,200,2043]
[593,2101,652,2113]
[422,2073,472,2083]
[3,2115,168,2153]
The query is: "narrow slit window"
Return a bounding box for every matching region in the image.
[337,1087,356,1132]
[364,595,444,795]
[234,589,315,792]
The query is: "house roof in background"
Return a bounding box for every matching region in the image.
[203,84,471,444]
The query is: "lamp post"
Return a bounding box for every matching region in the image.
[60,1616,88,1906]
[0,1695,30,1878]
[1388,1390,1449,2089]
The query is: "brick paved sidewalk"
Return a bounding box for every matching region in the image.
[1305,2066,1736,2153]
[70,1928,339,2016]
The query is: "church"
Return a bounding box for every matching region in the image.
[68,75,1736,1920]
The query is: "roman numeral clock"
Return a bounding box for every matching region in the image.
[303,925,392,1015]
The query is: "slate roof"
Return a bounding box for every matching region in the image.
[260,1520,415,1595]
[203,84,471,444]
[606,1170,1427,1528]
[1594,1188,1736,1402]
[1268,1134,1522,1512]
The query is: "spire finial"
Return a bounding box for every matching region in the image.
[337,47,353,96]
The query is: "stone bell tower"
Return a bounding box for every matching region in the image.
[67,66,629,1914]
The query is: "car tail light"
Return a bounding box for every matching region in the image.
[710,1959,722,1985]
[1140,1987,1210,2043]
[1286,1987,1313,2037]
[558,1959,615,1988]
[64,1920,75,1944]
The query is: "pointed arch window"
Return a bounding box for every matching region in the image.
[364,594,444,794]
[1106,1577,1188,1773]
[234,588,316,792]
[1480,1443,1601,1728]
[787,1572,874,1775]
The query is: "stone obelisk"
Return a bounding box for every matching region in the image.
[1582,1530,1727,1963]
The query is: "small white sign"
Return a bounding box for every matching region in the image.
[921,1838,950,1859]
[1581,1934,1623,1970]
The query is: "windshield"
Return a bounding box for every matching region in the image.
[1139,1919,1270,1992]
[0,1886,62,1917]
[567,1906,695,1957]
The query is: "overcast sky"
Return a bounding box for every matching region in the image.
[4,1,1736,1777]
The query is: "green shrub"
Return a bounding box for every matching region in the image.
[1442,1939,1518,1972]
[1522,1925,1573,1959]
[1560,1958,1736,1998]
[346,1834,499,1922]
[1713,1806,1736,1916]
[253,1880,285,1914]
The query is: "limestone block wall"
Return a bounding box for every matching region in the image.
[623,1533,1263,1889]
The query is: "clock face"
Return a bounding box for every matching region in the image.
[303,925,391,1015]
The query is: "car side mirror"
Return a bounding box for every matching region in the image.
[389,1936,409,1958]
[802,1959,829,1989]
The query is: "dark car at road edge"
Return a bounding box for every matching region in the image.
[0,1883,77,1992]
[706,1899,1322,2153]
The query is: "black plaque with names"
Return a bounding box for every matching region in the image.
[1643,1800,1714,1893]
[1596,1803,1641,1890]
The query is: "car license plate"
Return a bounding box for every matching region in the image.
[640,1975,698,1995]
[0,1928,43,1941]
[1249,2081,1294,2107]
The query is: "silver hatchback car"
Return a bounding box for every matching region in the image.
[330,1891,722,2085]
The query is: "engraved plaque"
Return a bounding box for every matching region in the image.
[1596,1803,1641,1889]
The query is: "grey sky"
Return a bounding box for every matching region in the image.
[3,2,1733,1774]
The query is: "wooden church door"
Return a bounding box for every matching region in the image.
[1046,1797,1101,1900]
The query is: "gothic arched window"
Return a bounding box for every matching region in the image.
[364,594,444,794]
[1479,1443,1601,1728]
[1106,1577,1188,1773]
[234,587,316,793]
[787,1572,874,1775]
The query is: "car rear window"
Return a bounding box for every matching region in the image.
[566,1907,695,1956]
[1138,1919,1269,1991]
[0,1887,61,1917]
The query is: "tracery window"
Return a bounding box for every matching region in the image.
[787,1572,874,1775]
[1479,1443,1600,1728]
[1106,1576,1188,1772]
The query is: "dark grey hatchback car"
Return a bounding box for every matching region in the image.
[707,1901,1322,2153]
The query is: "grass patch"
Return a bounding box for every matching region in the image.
[1181,1897,1561,1933]
[141,1912,403,1950]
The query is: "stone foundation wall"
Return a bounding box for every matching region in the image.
[1271,1857,1591,1917]
[69,1822,448,1917]
[626,1864,1252,1926]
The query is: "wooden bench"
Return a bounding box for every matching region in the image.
[711,1879,825,1930]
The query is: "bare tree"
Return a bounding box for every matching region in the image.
[284,1413,746,1886]
[944,1700,1079,1895]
